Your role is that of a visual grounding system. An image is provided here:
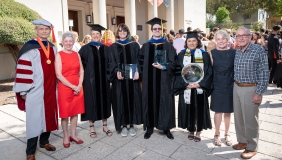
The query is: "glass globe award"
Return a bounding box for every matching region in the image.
[181,63,204,84]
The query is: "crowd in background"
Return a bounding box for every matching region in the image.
[69,25,282,58]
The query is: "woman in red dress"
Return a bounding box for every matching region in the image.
[55,31,85,148]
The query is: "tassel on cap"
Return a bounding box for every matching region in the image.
[51,27,56,43]
[104,29,107,44]
[161,19,163,37]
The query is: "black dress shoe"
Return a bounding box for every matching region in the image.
[164,131,174,139]
[144,132,152,139]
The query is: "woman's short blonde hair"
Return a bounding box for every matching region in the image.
[81,34,91,44]
[214,30,230,41]
[71,31,79,42]
[103,30,115,42]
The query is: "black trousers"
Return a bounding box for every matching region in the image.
[269,59,277,83]
[26,132,50,155]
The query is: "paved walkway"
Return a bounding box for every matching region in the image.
[0,85,281,160]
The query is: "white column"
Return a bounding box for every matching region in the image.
[166,0,174,30]
[124,0,136,35]
[61,0,69,32]
[153,0,158,17]
[147,0,158,38]
[92,0,107,28]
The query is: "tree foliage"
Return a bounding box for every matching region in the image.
[206,0,222,15]
[257,0,282,17]
[216,7,231,23]
[226,0,260,20]
[0,0,41,21]
[207,0,282,17]
[0,17,36,44]
[0,0,41,61]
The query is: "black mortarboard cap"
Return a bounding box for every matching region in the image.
[87,24,106,33]
[186,31,198,39]
[146,17,167,25]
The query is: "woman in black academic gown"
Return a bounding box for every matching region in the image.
[173,31,213,142]
[108,23,142,137]
[79,24,112,138]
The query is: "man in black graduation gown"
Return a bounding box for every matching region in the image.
[139,17,177,139]
[79,24,112,137]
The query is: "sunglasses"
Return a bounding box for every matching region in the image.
[153,28,162,31]
[118,29,127,32]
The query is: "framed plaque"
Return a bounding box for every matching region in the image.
[119,63,138,79]
[181,63,204,84]
[154,50,167,65]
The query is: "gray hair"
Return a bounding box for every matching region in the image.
[236,27,251,35]
[62,31,75,42]
[215,30,230,41]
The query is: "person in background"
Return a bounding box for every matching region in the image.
[170,29,176,37]
[251,32,261,44]
[226,29,235,48]
[131,35,141,46]
[268,25,281,84]
[13,19,58,160]
[184,27,193,38]
[79,24,113,138]
[260,28,265,35]
[173,29,186,54]
[55,31,85,148]
[80,34,91,46]
[71,31,81,52]
[210,30,236,146]
[213,27,219,33]
[108,23,142,137]
[187,26,193,32]
[232,27,268,159]
[166,33,174,44]
[201,32,207,40]
[101,29,115,47]
[261,34,269,71]
[261,34,269,50]
[175,33,180,38]
[162,27,167,39]
[206,32,216,53]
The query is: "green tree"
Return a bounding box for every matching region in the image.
[0,0,41,61]
[206,0,222,16]
[257,0,282,17]
[251,22,264,31]
[226,0,260,25]
[216,7,232,23]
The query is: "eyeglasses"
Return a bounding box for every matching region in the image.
[236,34,250,38]
[118,29,127,32]
[153,28,162,31]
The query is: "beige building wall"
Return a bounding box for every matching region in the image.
[173,0,206,32]
[135,1,148,44]
[266,17,282,29]
[0,44,16,80]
